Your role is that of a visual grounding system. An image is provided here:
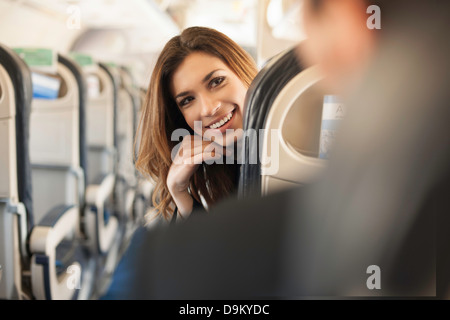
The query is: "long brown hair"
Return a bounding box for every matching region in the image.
[135,26,258,221]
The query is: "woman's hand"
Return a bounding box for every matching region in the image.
[167,134,224,217]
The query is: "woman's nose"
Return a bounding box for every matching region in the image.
[199,95,221,117]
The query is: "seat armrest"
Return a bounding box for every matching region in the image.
[85,173,118,254]
[29,205,81,300]
[85,173,115,207]
[2,200,28,262]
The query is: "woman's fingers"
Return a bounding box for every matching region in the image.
[172,136,201,164]
[167,135,227,198]
[175,136,225,165]
[183,146,223,164]
[189,149,222,165]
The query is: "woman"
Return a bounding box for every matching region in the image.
[135,26,258,222]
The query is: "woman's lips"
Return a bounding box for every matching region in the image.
[207,108,234,130]
[208,108,236,134]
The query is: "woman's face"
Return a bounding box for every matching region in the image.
[171,51,247,146]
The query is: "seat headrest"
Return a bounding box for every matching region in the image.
[238,47,304,199]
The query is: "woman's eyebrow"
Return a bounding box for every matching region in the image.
[175,91,190,100]
[175,69,224,99]
[202,69,223,83]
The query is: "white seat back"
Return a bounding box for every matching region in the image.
[261,66,328,195]
[30,61,81,223]
[0,64,18,201]
[85,65,116,184]
[117,86,136,185]
[0,63,22,300]
[0,44,32,300]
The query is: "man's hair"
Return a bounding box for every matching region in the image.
[308,1,391,16]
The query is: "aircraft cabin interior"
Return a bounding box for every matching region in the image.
[0,0,448,304]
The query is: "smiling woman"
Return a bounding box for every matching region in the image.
[135,26,258,222]
[171,51,247,137]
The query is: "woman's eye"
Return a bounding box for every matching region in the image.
[179,96,194,107]
[209,76,225,89]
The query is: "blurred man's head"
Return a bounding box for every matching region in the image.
[300,0,381,95]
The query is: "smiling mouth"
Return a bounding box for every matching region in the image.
[207,109,235,129]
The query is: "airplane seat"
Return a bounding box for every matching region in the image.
[238,47,327,199]
[85,64,117,186]
[114,67,138,232]
[58,55,88,199]
[1,44,86,300]
[55,54,95,299]
[117,67,153,228]
[0,43,33,300]
[84,63,122,293]
[27,53,92,300]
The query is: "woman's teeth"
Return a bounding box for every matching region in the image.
[210,111,233,129]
